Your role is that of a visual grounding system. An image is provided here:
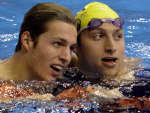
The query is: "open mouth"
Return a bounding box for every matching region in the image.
[50,65,64,72]
[101,57,118,67]
[102,57,117,62]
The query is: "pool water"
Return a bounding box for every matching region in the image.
[0,78,150,113]
[0,0,150,113]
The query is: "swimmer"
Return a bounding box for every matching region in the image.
[58,2,141,98]
[0,2,77,81]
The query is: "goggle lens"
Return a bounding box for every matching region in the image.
[88,18,103,30]
[87,18,124,30]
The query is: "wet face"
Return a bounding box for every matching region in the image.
[78,22,125,79]
[28,20,77,81]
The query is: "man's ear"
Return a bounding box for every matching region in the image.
[21,31,34,52]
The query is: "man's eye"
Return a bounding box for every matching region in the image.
[93,33,105,40]
[53,42,62,47]
[70,45,77,52]
[118,34,123,38]
[115,33,123,39]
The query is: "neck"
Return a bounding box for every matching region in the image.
[79,63,135,84]
[79,66,103,80]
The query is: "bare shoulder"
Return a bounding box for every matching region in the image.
[0,58,9,64]
[124,56,142,68]
[125,56,141,62]
[116,56,142,80]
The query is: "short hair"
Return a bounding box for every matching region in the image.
[77,34,81,47]
[15,2,76,52]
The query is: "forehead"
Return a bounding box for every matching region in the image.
[46,20,76,32]
[41,20,77,43]
[81,22,123,36]
[95,22,123,32]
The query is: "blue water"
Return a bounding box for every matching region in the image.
[0,0,150,67]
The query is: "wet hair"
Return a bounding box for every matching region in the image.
[15,2,76,52]
[76,20,82,47]
[77,34,81,47]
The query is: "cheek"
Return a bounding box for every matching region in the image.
[117,41,125,53]
[81,46,102,63]
[120,43,125,54]
[82,40,102,52]
[117,43,125,63]
[82,41,103,57]
[33,45,56,62]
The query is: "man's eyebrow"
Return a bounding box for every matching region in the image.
[71,43,77,48]
[115,28,123,32]
[90,28,105,32]
[54,38,77,46]
[54,37,67,43]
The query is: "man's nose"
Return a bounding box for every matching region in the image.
[104,36,116,54]
[59,47,71,65]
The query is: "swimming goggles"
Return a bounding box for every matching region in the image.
[78,18,124,34]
